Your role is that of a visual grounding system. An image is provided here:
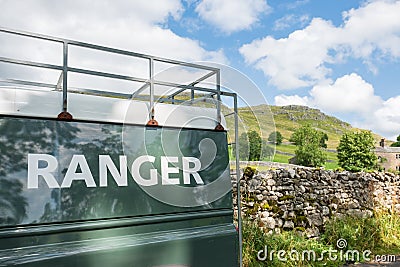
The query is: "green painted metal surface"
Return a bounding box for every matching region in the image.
[0,116,238,266]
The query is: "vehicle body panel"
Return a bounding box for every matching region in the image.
[0,116,238,266]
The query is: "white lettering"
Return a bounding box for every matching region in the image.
[161,156,180,185]
[27,154,59,189]
[277,250,287,261]
[131,155,157,186]
[257,246,268,261]
[99,155,127,187]
[27,154,205,188]
[363,250,371,261]
[182,157,204,184]
[61,155,96,188]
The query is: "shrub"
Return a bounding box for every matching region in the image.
[337,130,377,172]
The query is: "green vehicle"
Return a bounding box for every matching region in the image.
[0,28,242,266]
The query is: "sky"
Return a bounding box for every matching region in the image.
[0,0,400,140]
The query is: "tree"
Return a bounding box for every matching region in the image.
[337,130,377,172]
[238,130,262,161]
[268,131,283,145]
[320,133,328,148]
[290,126,328,148]
[262,140,274,160]
[390,135,400,147]
[290,124,327,167]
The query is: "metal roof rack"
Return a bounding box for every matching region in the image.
[0,27,225,128]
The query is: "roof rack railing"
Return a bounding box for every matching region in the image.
[0,27,222,128]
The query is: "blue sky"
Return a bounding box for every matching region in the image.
[1,0,399,140]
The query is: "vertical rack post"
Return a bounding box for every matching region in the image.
[57,41,72,120]
[147,57,158,126]
[216,70,221,123]
[62,42,68,112]
[215,70,223,131]
[191,89,195,101]
[234,93,243,267]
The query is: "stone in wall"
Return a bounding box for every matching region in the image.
[232,167,400,237]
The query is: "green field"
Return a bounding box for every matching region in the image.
[230,142,339,170]
[271,153,291,164]
[270,143,339,170]
[275,143,297,154]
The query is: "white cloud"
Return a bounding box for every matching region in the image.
[195,0,271,34]
[366,96,400,140]
[274,94,309,106]
[273,73,400,140]
[309,73,382,114]
[0,1,232,109]
[273,14,310,31]
[286,0,310,10]
[0,0,227,63]
[240,18,338,89]
[244,1,400,140]
[273,73,382,114]
[0,0,229,95]
[340,0,400,59]
[240,0,400,90]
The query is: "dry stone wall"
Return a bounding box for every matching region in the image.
[232,168,400,237]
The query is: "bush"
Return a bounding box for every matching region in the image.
[337,130,377,172]
[268,131,283,145]
[237,131,274,161]
[290,124,327,167]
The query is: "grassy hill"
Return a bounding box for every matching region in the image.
[231,104,386,169]
[235,104,384,149]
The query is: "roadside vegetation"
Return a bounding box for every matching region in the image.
[242,211,400,267]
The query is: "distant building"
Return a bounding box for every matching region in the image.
[375,139,400,171]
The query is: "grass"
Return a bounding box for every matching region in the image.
[237,151,339,170]
[324,161,339,170]
[275,143,297,154]
[272,153,291,164]
[272,143,339,169]
[273,143,339,169]
[242,211,400,267]
[230,141,339,170]
[321,210,400,256]
[242,221,342,267]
